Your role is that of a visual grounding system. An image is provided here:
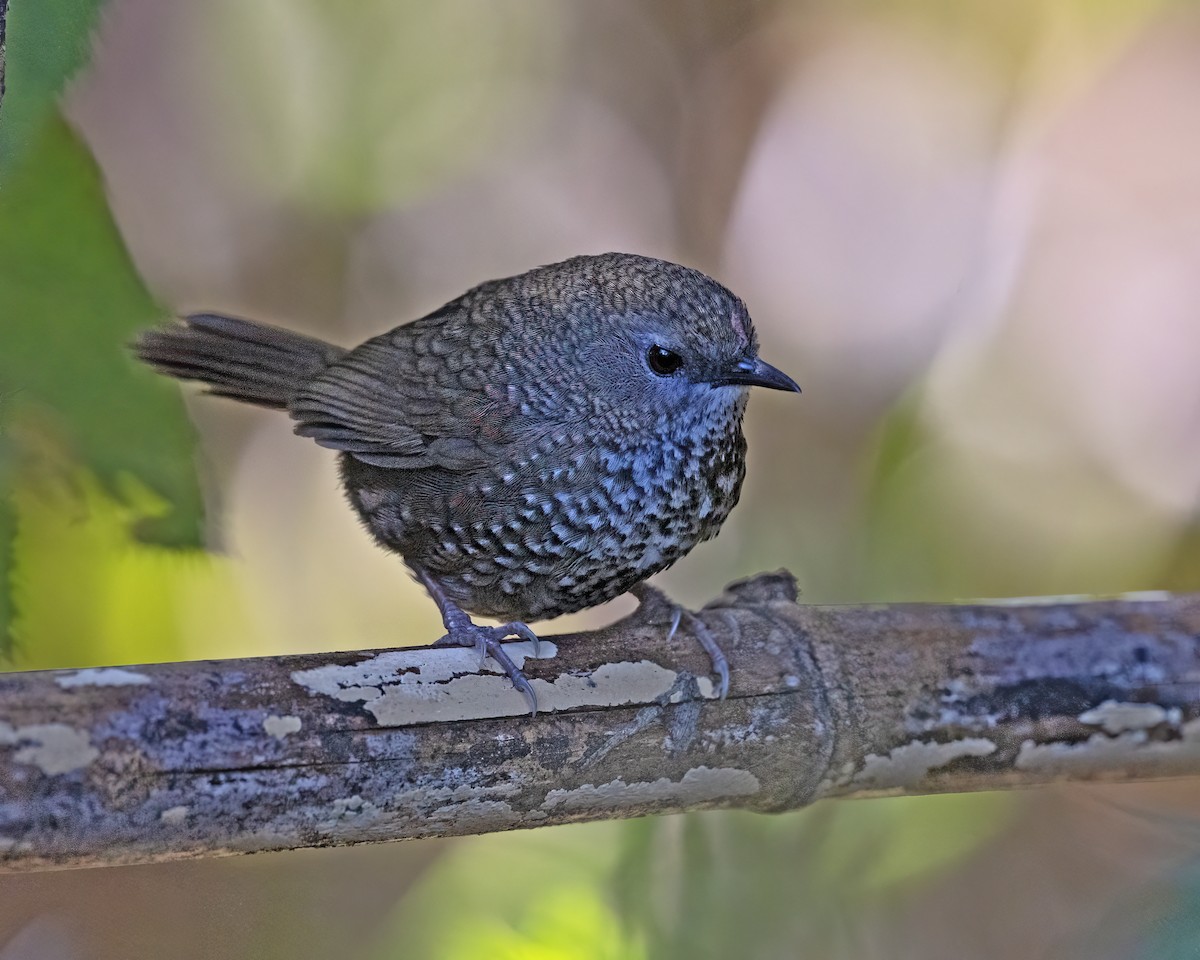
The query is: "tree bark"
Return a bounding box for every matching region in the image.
[1,572,1198,872]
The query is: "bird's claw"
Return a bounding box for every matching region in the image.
[632,584,730,699]
[683,609,730,699]
[433,621,540,716]
[496,621,541,657]
[665,607,683,644]
[691,614,734,696]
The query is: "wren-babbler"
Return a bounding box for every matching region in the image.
[136,253,800,712]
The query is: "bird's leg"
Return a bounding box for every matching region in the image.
[630,583,730,699]
[415,569,540,716]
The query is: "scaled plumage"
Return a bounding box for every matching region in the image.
[136,253,800,711]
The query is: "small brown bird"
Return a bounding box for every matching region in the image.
[136,253,799,712]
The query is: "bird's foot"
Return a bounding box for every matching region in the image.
[415,567,541,715]
[630,583,730,699]
[433,621,540,716]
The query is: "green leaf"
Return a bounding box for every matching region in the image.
[0,0,105,175]
[0,114,205,648]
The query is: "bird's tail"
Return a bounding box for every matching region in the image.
[134,313,347,410]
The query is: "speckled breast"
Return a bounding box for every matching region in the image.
[342,406,749,623]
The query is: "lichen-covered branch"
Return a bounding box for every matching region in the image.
[2,573,1199,872]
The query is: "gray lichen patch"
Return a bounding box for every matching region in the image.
[262,715,302,740]
[1078,700,1179,734]
[369,659,690,725]
[160,806,190,825]
[0,722,98,775]
[429,798,526,832]
[292,643,691,725]
[312,795,388,839]
[326,795,379,820]
[55,667,152,688]
[292,643,553,699]
[850,738,997,791]
[541,766,761,813]
[1016,717,1200,775]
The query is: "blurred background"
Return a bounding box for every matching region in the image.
[3,0,1200,956]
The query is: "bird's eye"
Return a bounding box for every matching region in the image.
[646,345,683,376]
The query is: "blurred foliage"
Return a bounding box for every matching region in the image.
[197,0,559,216]
[863,393,1198,601]
[0,0,104,175]
[611,797,1013,958]
[9,462,243,670]
[370,822,642,960]
[1050,847,1200,960]
[865,0,1185,84]
[1133,863,1200,960]
[0,113,207,649]
[368,797,1012,960]
[440,887,641,960]
[862,395,1018,602]
[0,435,13,648]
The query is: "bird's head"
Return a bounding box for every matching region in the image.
[503,253,799,433]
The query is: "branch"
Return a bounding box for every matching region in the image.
[2,573,1199,872]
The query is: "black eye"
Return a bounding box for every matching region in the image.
[646,345,683,376]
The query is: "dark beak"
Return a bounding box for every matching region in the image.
[712,357,801,392]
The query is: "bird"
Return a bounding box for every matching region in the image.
[135,253,800,713]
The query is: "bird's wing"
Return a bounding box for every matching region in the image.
[288,319,521,471]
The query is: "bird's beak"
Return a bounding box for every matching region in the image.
[712,357,801,392]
